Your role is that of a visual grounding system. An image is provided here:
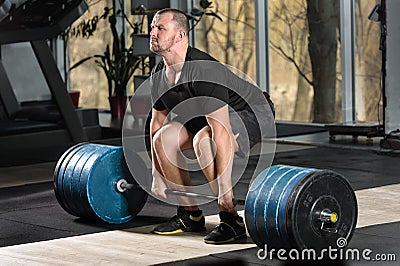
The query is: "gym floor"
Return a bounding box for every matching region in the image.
[0,127,399,265]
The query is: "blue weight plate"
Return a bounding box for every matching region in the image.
[244,166,276,248]
[54,143,86,212]
[62,144,99,217]
[53,143,83,188]
[55,143,87,216]
[254,166,295,248]
[246,165,286,248]
[245,165,315,249]
[61,144,96,217]
[86,146,148,224]
[53,143,80,214]
[119,148,148,219]
[53,143,86,181]
[277,168,315,245]
[77,144,114,219]
[284,171,317,250]
[71,144,110,219]
[264,166,314,248]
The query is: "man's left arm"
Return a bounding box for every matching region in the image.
[206,105,236,211]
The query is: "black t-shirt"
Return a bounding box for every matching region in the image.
[150,46,265,134]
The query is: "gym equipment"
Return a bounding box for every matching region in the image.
[54,143,357,250]
[53,143,148,224]
[0,0,89,44]
[0,1,97,165]
[245,165,357,251]
[116,179,239,206]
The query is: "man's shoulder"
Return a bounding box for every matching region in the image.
[186,46,217,62]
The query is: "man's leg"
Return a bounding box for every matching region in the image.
[193,125,247,244]
[193,125,239,206]
[152,121,206,235]
[152,120,197,209]
[192,125,218,195]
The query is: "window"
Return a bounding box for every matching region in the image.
[194,0,257,83]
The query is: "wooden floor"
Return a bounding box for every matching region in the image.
[1,136,399,265]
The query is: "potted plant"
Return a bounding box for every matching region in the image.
[69,6,141,119]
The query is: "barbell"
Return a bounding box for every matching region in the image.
[54,143,358,251]
[115,179,240,205]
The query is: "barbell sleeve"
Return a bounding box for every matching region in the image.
[320,209,338,223]
[116,179,140,193]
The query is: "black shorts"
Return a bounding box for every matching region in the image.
[232,93,275,156]
[230,105,265,157]
[173,103,273,157]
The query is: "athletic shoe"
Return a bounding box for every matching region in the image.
[204,211,247,244]
[153,207,206,235]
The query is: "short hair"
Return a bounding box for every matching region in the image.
[156,8,190,34]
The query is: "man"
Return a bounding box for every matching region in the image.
[148,8,274,244]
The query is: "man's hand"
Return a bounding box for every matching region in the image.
[151,170,168,199]
[218,190,235,212]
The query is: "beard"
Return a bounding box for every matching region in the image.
[149,43,161,53]
[150,37,175,54]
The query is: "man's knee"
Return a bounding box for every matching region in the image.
[153,128,176,153]
[192,127,211,155]
[153,123,192,154]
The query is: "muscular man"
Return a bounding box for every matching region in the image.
[148,8,274,244]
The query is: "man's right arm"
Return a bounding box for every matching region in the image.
[150,108,169,198]
[150,108,168,138]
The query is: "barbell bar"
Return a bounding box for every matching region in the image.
[115,178,240,205]
[53,143,358,251]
